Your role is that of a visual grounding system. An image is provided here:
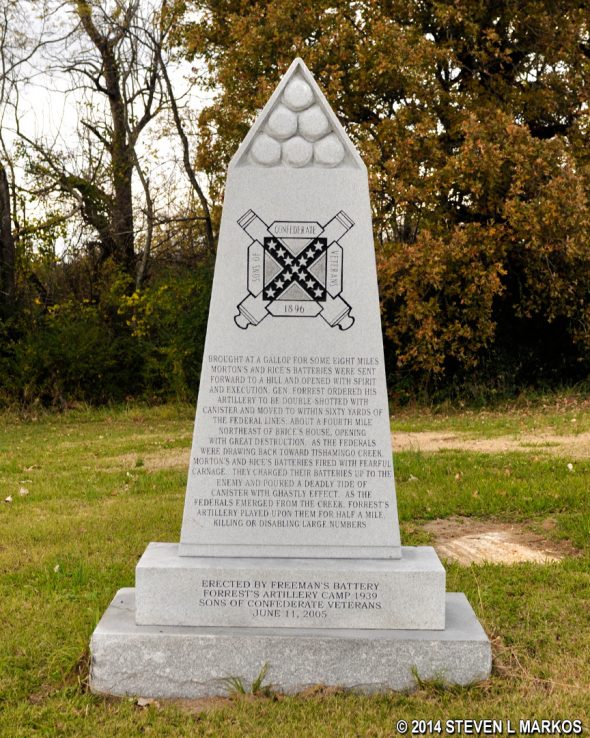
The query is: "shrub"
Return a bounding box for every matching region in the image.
[1,300,141,406]
[0,259,214,407]
[117,262,214,402]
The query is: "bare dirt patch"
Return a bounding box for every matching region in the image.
[422,516,576,565]
[393,430,590,458]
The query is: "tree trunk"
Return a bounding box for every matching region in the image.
[0,161,15,316]
[109,94,136,274]
[154,41,216,254]
[134,154,154,290]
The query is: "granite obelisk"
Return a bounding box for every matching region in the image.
[178,60,401,560]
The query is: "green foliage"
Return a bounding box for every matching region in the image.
[175,0,590,391]
[118,262,214,402]
[0,299,140,406]
[220,664,273,697]
[0,260,214,407]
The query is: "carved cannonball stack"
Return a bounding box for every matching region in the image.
[249,76,346,168]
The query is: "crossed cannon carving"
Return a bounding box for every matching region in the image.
[235,210,355,330]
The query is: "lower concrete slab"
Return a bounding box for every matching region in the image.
[90,589,491,698]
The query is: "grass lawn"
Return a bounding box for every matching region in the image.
[1,400,589,737]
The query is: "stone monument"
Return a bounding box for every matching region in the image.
[89,59,491,697]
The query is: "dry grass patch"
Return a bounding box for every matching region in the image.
[393,430,590,458]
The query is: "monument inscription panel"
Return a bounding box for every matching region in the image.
[192,352,391,531]
[136,543,445,630]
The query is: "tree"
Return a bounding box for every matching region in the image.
[0,0,62,315]
[21,0,166,279]
[174,0,590,384]
[21,0,217,287]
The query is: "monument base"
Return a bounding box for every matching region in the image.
[136,543,446,630]
[89,589,491,698]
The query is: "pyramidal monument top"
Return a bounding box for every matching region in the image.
[231,58,364,171]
